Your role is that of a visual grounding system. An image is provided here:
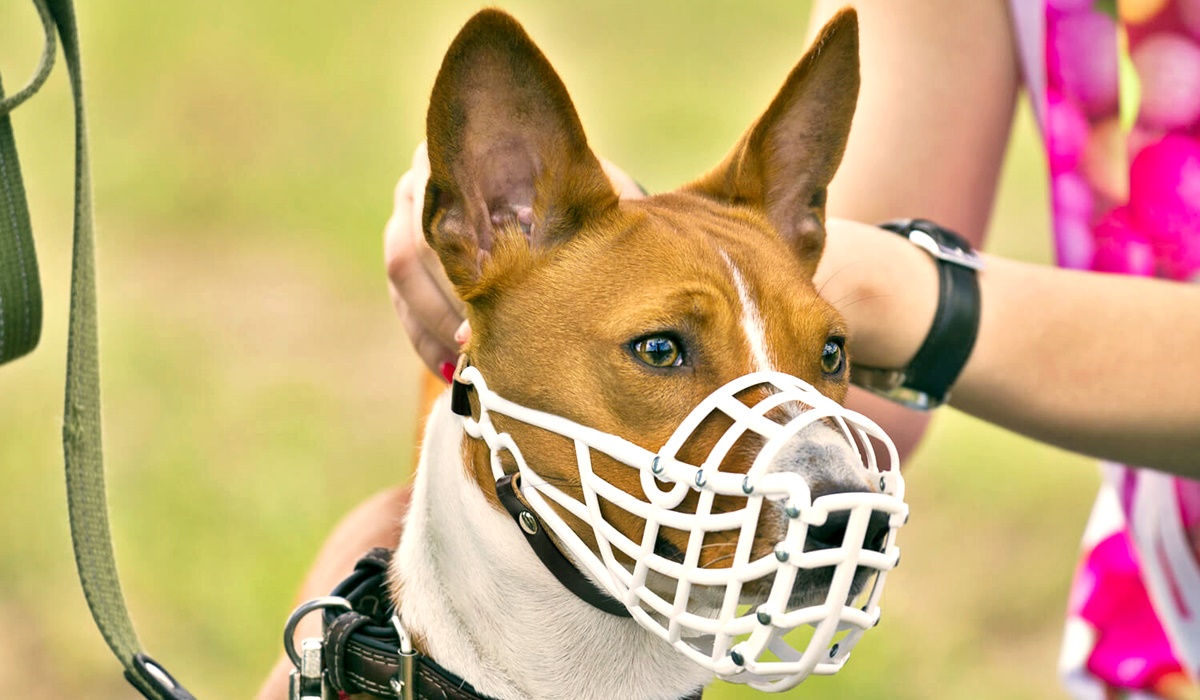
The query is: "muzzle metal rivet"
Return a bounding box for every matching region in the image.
[893,552,901,568]
[902,512,910,526]
[518,511,539,535]
[784,503,801,519]
[651,456,664,475]
[730,650,745,666]
[829,643,840,659]
[756,610,772,626]
[741,476,754,494]
[879,476,887,492]
[694,470,707,488]
[773,544,789,562]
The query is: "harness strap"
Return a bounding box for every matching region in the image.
[322,548,501,699]
[1,2,194,697]
[323,549,706,700]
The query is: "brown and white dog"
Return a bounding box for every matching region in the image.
[388,8,898,700]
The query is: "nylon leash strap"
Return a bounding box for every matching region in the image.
[1,1,196,697]
[0,0,51,364]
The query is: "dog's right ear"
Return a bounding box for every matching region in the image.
[423,10,617,300]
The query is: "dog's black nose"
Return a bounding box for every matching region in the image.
[804,488,891,553]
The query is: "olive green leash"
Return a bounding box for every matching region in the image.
[1,1,195,696]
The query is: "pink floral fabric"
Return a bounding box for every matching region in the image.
[1041,1,1200,698]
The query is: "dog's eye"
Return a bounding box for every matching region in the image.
[632,336,684,368]
[821,338,845,376]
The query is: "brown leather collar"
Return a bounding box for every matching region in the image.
[319,548,488,699]
[321,549,704,700]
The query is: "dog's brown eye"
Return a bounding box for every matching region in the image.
[632,336,683,368]
[821,338,845,376]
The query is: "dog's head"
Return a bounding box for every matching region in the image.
[422,8,901,685]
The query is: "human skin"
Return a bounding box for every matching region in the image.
[817,218,1200,475]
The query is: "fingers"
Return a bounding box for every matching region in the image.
[389,284,458,374]
[599,156,648,200]
[385,143,466,376]
[410,141,430,175]
[385,144,637,377]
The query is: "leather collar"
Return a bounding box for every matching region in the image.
[321,548,495,699]
[321,548,705,700]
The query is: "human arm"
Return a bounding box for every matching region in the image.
[804,0,1021,458]
[817,217,1200,476]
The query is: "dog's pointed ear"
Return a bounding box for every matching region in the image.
[423,9,617,299]
[684,9,859,279]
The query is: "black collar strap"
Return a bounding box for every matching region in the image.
[321,548,498,699]
[449,358,632,618]
[321,549,703,700]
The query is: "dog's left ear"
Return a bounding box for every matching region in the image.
[685,9,859,279]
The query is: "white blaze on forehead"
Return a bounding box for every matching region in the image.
[719,249,776,373]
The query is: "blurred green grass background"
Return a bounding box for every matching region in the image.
[0,1,1097,697]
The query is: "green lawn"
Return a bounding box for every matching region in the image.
[0,1,1095,697]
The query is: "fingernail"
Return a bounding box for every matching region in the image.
[440,361,456,383]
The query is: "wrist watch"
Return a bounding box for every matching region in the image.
[851,219,984,410]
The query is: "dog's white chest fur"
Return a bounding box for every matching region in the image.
[393,394,711,700]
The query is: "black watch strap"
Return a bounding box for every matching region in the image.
[853,219,983,410]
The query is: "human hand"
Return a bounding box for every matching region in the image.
[385,143,466,380]
[385,144,647,378]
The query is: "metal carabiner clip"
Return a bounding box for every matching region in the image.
[283,596,352,700]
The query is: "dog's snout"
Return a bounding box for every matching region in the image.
[806,509,851,550]
[805,486,890,553]
[864,510,890,551]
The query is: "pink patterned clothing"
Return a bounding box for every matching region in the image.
[1013,1,1200,698]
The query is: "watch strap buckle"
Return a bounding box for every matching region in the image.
[851,365,944,410]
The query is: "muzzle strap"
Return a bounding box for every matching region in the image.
[451,375,473,417]
[494,474,631,617]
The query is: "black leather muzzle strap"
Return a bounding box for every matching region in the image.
[451,361,631,618]
[494,474,632,618]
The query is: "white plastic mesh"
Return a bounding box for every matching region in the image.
[459,367,907,691]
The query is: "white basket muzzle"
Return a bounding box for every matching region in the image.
[458,366,907,692]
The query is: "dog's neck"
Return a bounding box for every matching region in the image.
[393,393,711,700]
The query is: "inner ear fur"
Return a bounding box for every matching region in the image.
[685,9,860,279]
[423,9,617,300]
